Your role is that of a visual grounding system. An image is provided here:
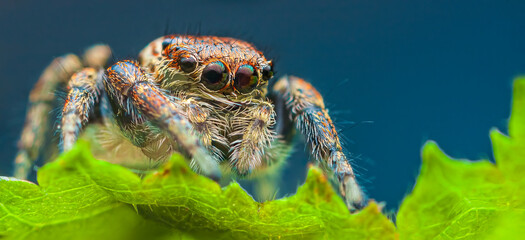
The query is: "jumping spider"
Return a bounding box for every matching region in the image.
[14,35,365,211]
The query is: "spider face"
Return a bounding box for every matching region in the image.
[15,34,365,211]
[157,36,273,98]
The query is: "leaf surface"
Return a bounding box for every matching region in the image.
[397,77,525,239]
[0,142,396,240]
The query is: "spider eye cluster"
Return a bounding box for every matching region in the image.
[199,62,274,94]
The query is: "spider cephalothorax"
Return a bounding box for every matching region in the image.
[141,36,273,99]
[14,35,365,211]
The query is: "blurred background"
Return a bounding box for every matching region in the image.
[0,0,524,212]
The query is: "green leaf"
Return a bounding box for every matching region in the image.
[6,77,524,239]
[0,141,396,239]
[397,77,525,239]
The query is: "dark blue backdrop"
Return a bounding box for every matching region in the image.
[0,0,523,211]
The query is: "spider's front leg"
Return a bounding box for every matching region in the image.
[272,76,365,211]
[105,60,221,179]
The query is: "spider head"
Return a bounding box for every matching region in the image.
[159,35,273,99]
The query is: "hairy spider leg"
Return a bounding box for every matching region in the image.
[14,55,83,179]
[105,60,221,180]
[14,45,111,179]
[60,45,111,153]
[272,75,366,211]
[83,45,112,69]
[60,68,104,151]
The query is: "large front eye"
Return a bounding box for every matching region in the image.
[234,65,259,93]
[178,55,197,73]
[201,61,228,91]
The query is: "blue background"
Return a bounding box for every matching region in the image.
[0,0,524,212]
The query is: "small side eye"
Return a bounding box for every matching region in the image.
[261,64,273,81]
[178,55,197,73]
[162,41,170,50]
[201,61,228,91]
[234,65,259,93]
